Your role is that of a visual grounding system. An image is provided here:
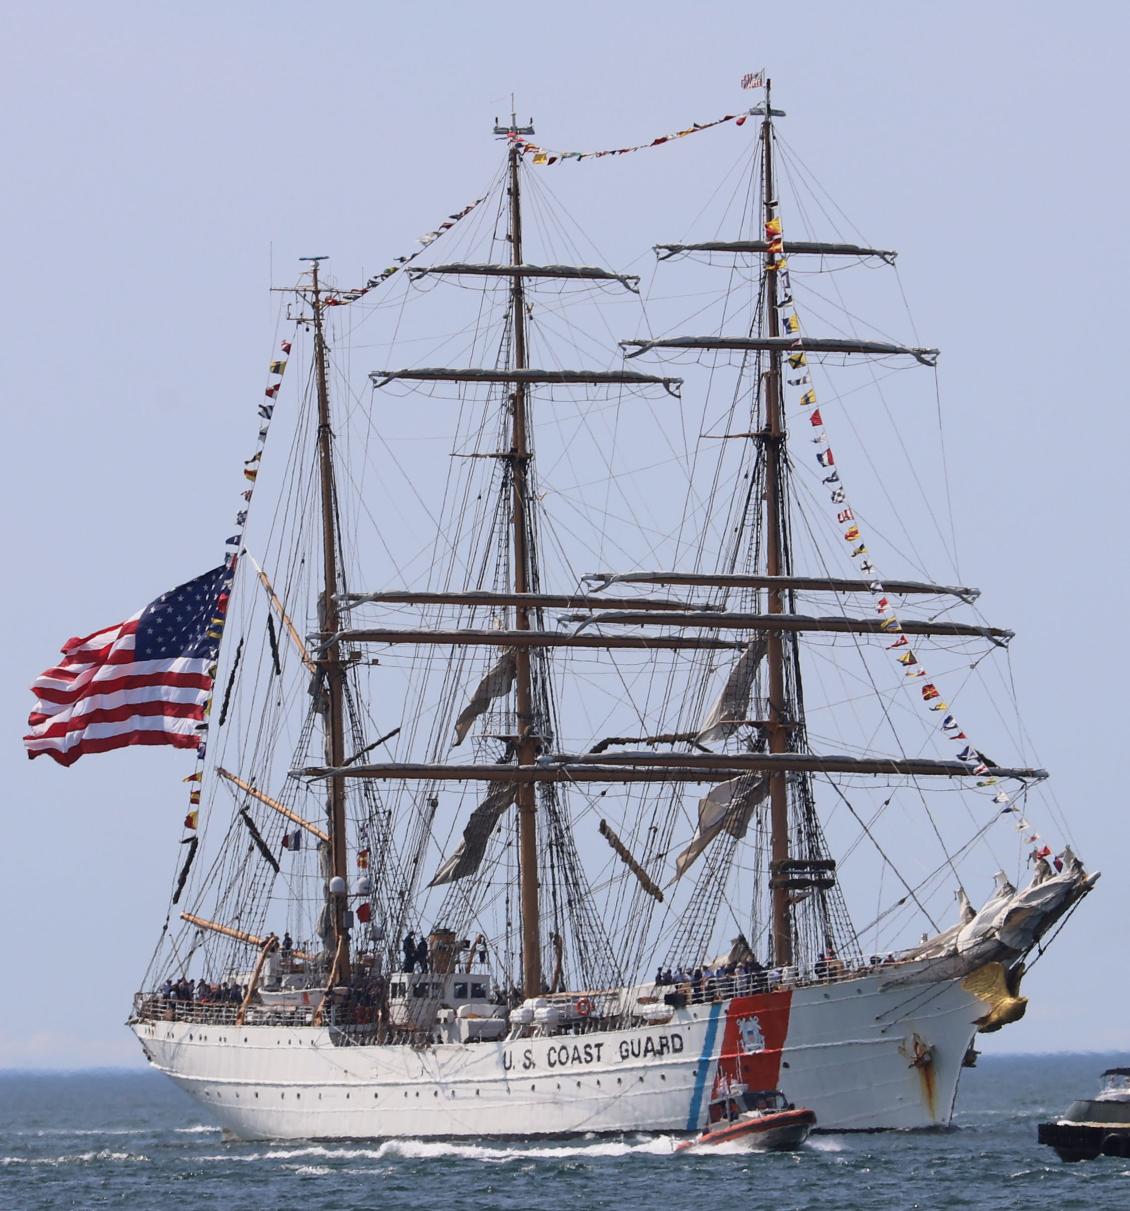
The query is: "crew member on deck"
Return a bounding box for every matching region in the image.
[403,932,416,972]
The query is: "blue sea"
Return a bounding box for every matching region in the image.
[1,1054,1127,1210]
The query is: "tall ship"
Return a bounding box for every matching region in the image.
[27,82,1096,1138]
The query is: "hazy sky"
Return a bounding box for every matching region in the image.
[2,2,1127,1068]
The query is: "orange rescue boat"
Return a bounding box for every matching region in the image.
[676,1086,815,1153]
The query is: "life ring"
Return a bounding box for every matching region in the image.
[575,997,593,1018]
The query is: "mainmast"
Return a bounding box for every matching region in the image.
[759,83,794,968]
[502,111,543,997]
[306,256,351,985]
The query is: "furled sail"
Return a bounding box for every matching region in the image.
[696,637,768,742]
[429,784,517,886]
[453,652,516,746]
[674,775,769,879]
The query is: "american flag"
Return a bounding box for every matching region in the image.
[24,565,231,766]
[740,70,765,90]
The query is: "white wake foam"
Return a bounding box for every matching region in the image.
[0,1149,149,1166]
[211,1135,681,1165]
[806,1135,847,1152]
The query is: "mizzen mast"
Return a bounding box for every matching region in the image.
[305,256,351,985]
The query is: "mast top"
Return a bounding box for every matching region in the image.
[749,77,786,120]
[494,95,534,137]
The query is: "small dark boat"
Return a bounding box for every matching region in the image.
[676,1086,815,1153]
[1038,1068,1130,1161]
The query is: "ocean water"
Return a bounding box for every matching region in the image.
[1,1053,1127,1210]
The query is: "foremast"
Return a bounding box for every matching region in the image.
[759,81,794,968]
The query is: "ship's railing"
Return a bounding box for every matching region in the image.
[660,957,917,1006]
[131,953,929,1035]
[131,994,318,1028]
[535,953,924,1020]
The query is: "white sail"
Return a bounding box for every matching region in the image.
[452,652,516,745]
[674,775,768,879]
[429,784,516,886]
[696,637,767,742]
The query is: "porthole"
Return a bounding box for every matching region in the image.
[434,1091,439,1098]
[254,1092,259,1099]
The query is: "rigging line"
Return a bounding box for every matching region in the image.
[766,170,945,580]
[772,136,874,249]
[535,411,685,574]
[926,358,965,581]
[789,480,972,892]
[821,778,940,933]
[667,146,760,568]
[671,132,756,248]
[519,177,630,359]
[778,277,916,348]
[854,811,1002,939]
[821,266,962,581]
[837,791,898,869]
[911,654,1008,875]
[1025,894,1088,974]
[790,396,935,583]
[547,449,694,495]
[998,649,1071,844]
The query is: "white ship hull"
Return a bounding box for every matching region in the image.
[133,964,990,1139]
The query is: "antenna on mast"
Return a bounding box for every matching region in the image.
[494,94,534,136]
[747,75,787,119]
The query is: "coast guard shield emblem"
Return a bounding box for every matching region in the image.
[738,1014,765,1053]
